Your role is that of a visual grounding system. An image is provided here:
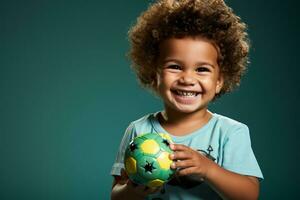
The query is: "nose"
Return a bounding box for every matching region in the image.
[178,71,197,85]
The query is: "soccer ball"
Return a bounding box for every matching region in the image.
[124,133,175,188]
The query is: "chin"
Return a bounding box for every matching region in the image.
[172,104,204,114]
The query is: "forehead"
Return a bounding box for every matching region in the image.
[158,37,219,63]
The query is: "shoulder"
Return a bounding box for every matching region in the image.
[212,113,249,139]
[213,113,248,129]
[130,112,155,127]
[127,112,157,135]
[119,113,157,148]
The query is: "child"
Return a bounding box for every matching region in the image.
[111,0,263,199]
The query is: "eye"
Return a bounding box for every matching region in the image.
[196,66,210,73]
[166,64,181,70]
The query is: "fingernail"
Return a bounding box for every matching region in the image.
[171,162,176,169]
[169,154,174,160]
[170,143,174,149]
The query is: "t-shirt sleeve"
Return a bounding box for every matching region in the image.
[110,123,136,176]
[222,124,263,180]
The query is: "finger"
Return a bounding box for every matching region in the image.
[171,159,194,169]
[140,186,153,195]
[116,169,129,184]
[170,143,189,151]
[135,184,148,191]
[170,150,193,160]
[177,167,205,182]
[177,166,199,176]
[126,179,137,187]
[129,185,150,197]
[146,186,160,193]
[121,169,129,179]
[144,186,162,194]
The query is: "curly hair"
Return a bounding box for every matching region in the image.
[128,0,249,96]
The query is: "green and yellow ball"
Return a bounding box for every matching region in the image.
[124,133,175,188]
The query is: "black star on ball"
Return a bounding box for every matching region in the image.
[162,139,170,147]
[129,142,138,152]
[143,161,156,173]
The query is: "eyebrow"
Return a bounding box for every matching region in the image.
[162,58,215,68]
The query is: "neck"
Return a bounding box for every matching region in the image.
[161,107,211,126]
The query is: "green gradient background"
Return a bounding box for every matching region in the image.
[1,0,299,199]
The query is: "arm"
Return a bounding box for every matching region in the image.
[170,144,260,200]
[111,170,161,200]
[206,162,259,200]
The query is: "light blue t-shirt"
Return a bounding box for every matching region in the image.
[111,112,263,200]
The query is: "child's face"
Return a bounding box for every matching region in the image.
[156,37,223,114]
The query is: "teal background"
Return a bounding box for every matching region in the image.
[1,0,299,199]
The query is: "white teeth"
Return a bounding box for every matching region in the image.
[176,90,198,97]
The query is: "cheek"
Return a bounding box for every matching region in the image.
[199,78,212,86]
[199,78,218,91]
[159,73,173,87]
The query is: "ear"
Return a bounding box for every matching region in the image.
[215,75,224,94]
[151,71,161,93]
[155,71,161,88]
[151,72,163,97]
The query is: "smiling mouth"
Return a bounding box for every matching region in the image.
[172,90,201,97]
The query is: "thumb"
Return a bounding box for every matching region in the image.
[121,168,128,179]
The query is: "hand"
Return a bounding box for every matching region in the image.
[120,169,162,198]
[126,179,162,198]
[168,144,260,200]
[169,143,215,181]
